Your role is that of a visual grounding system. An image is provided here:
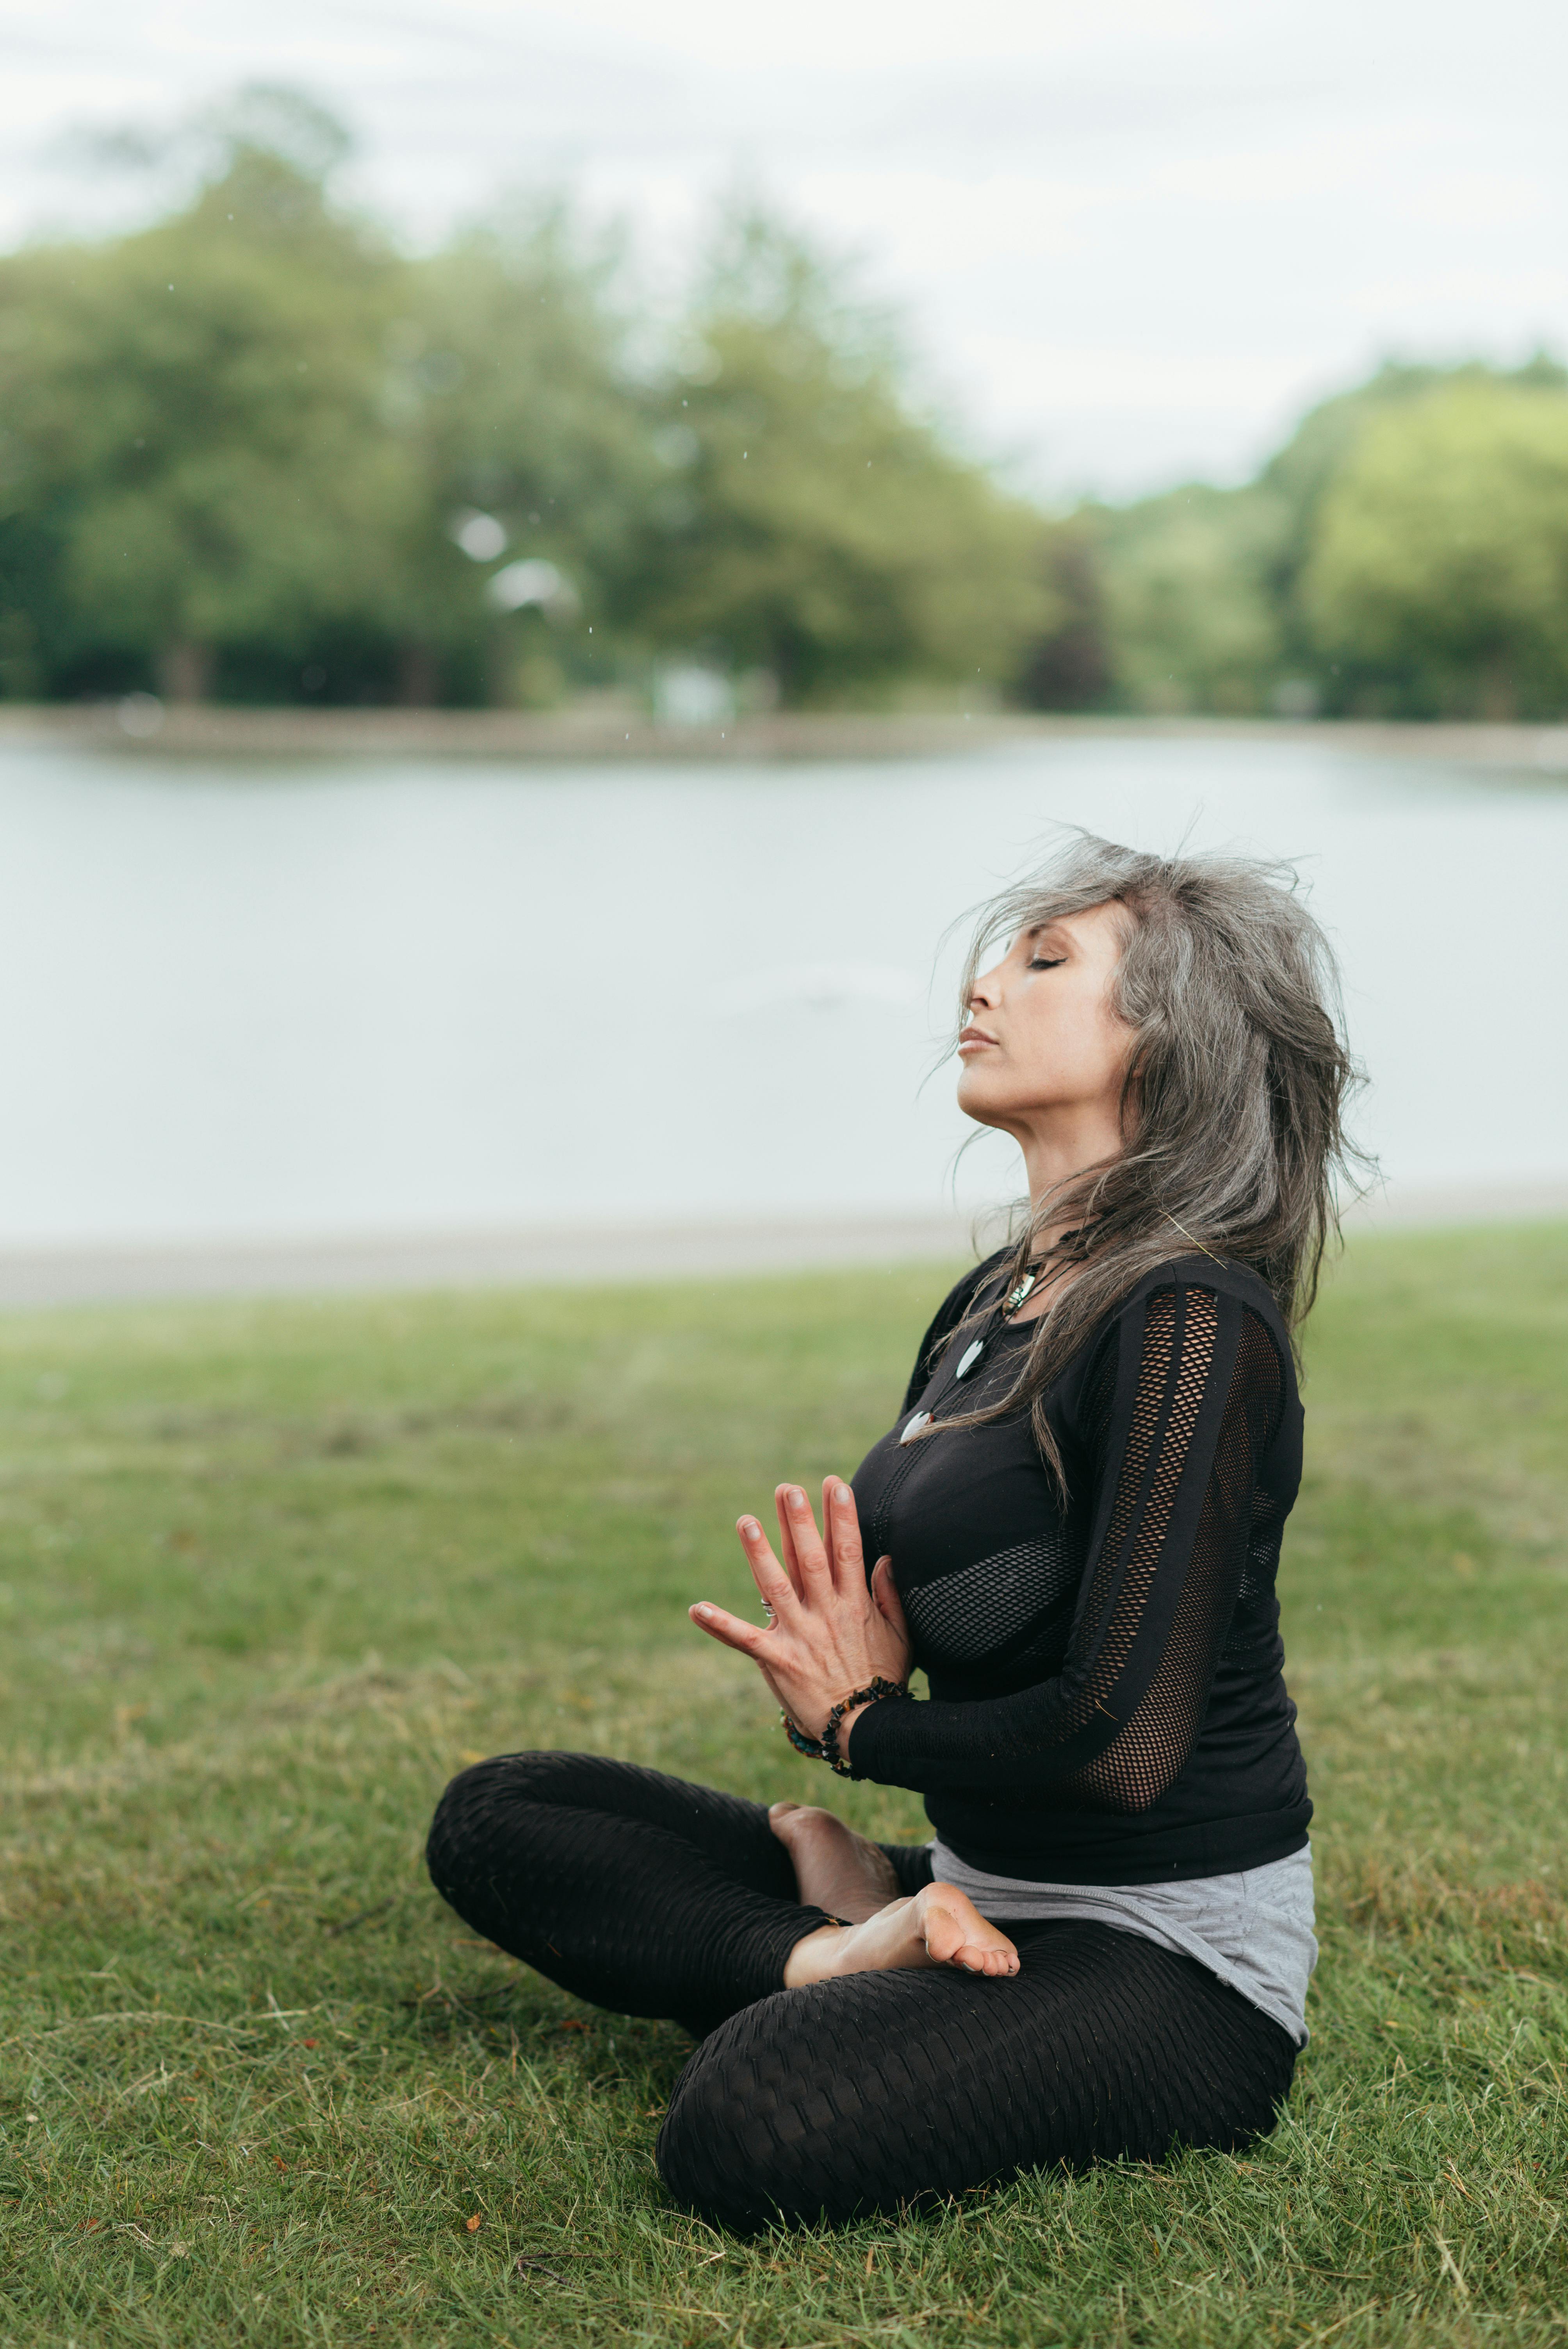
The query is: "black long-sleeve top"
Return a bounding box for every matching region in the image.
[845,1252,1312,1884]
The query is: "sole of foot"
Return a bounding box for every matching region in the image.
[768,1800,900,1922]
[782,1881,1020,1989]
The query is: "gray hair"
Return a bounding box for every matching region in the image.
[937,830,1368,1467]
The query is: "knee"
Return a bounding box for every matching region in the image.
[425,1750,556,1889]
[655,2021,788,2233]
[655,1996,875,2233]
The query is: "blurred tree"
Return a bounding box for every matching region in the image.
[1300,375,1568,719]
[1014,519,1111,709]
[1091,483,1287,714]
[393,205,663,705]
[631,212,1051,705]
[1072,355,1568,719]
[13,81,1563,723]
[0,91,419,702]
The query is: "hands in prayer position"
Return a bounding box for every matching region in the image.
[689,1478,912,1753]
[690,1479,1021,1982]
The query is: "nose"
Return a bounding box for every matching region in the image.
[969,960,1004,1009]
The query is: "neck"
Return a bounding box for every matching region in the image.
[1017,1109,1124,1246]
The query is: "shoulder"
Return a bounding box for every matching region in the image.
[1065,1256,1296,1454]
[1106,1258,1297,1426]
[1123,1252,1283,1314]
[1090,1255,1294,1376]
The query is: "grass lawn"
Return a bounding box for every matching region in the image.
[2,1226,1565,2347]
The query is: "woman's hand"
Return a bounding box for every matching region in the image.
[690,1479,911,1745]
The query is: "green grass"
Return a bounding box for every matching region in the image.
[1,1228,1565,2347]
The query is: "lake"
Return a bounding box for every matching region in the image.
[1,734,1564,1248]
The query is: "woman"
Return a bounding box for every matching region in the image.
[427,833,1360,2231]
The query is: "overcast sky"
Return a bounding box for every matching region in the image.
[3,0,1564,499]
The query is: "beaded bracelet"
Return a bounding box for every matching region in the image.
[780,1676,910,1779]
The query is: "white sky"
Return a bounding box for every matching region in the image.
[3,0,1565,498]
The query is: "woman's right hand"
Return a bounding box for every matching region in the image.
[689,1478,912,1741]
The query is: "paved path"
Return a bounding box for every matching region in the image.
[1,1185,1565,1310]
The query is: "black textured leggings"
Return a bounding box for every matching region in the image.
[426,1751,1297,2231]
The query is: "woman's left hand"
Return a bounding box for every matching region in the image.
[690,1479,911,1744]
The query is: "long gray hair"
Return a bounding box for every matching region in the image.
[936,831,1368,1463]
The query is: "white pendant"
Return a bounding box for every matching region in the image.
[899,1410,931,1444]
[954,1339,986,1380]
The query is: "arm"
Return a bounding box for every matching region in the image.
[846,1282,1285,1809]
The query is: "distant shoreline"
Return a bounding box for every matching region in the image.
[2,1183,1566,1310]
[3,700,1568,770]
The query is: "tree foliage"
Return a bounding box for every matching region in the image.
[394,209,663,704]
[1039,356,1568,721]
[1089,484,1286,716]
[4,87,1566,720]
[0,134,413,700]
[1301,378,1568,718]
[0,112,1045,709]
[629,216,1052,703]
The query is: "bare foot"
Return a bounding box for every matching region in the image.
[769,1800,901,1923]
[782,1882,1020,1989]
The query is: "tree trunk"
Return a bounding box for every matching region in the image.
[157,640,213,703]
[396,641,439,706]
[1478,660,1517,723]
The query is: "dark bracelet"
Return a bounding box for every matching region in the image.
[778,1676,910,1779]
[780,1713,829,1761]
[823,1677,908,1777]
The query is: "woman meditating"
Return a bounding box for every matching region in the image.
[427,833,1358,2230]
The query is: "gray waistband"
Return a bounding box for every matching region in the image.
[928,1837,1317,2046]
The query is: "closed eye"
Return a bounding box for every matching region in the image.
[1027,955,1066,970]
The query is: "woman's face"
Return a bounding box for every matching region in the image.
[956,901,1135,1139]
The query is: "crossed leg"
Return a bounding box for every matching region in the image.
[426,1751,1296,2229]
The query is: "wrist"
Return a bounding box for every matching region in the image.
[835,1699,874,1758]
[821,1675,908,1777]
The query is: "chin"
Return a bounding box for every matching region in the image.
[956,1073,1010,1128]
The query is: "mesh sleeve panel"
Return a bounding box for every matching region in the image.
[847,1284,1285,1807]
[1060,1301,1282,1809]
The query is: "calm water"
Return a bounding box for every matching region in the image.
[1,737,1564,1247]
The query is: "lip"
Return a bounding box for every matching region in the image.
[957,1026,998,1055]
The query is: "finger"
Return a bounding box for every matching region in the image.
[870,1556,911,1644]
[775,1485,831,1593]
[736,1516,800,1616]
[822,1477,865,1591]
[771,1494,805,1598]
[688,1601,778,1660]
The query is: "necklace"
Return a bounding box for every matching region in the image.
[898,1232,1078,1442]
[901,1219,1224,1444]
[900,1256,1044,1440]
[951,1253,1050,1383]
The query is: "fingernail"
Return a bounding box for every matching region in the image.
[693,1603,714,1619]
[738,1517,758,1536]
[837,1481,853,1503]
